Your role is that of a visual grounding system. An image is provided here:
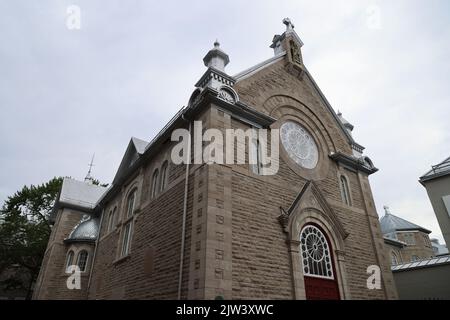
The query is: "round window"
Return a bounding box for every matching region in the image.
[280,121,319,169]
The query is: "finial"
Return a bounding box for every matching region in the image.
[84,153,95,183]
[383,205,391,215]
[283,17,295,31]
[203,39,229,72]
[337,110,342,116]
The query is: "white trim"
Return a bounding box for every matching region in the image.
[234,52,286,82]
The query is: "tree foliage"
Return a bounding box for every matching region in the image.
[0,177,63,299]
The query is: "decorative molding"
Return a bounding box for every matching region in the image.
[278,207,289,233]
[290,40,302,65]
[329,152,378,175]
[217,86,238,105]
[195,67,236,90]
[278,180,349,241]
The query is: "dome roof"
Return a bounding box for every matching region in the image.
[65,215,99,243]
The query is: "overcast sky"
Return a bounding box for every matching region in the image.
[1,1,449,243]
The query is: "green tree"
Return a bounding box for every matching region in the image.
[0,177,63,299]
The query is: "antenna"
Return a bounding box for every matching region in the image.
[85,153,95,183]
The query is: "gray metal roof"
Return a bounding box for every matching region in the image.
[379,212,431,234]
[391,255,450,272]
[65,215,99,243]
[420,156,450,183]
[59,177,107,210]
[131,136,148,154]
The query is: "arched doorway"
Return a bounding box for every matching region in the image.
[300,224,340,300]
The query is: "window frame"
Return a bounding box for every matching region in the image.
[126,190,137,219]
[404,233,416,245]
[339,175,352,206]
[151,169,159,199]
[391,252,398,265]
[159,161,168,192]
[299,224,335,280]
[65,250,74,273]
[111,207,117,231]
[76,250,89,272]
[121,221,133,257]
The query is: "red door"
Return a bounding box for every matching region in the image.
[304,276,340,300]
[300,224,340,300]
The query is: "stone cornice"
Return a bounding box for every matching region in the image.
[329,152,378,175]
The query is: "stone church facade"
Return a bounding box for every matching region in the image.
[33,19,397,300]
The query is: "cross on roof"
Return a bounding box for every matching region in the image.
[85,153,95,182]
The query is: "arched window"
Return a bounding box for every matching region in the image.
[107,207,117,232]
[76,250,89,272]
[340,175,351,206]
[391,252,398,265]
[151,169,159,198]
[250,137,263,175]
[160,162,168,192]
[65,250,74,272]
[300,225,334,279]
[126,190,136,218]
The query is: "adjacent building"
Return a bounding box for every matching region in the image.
[380,207,450,299]
[419,156,450,250]
[380,206,434,265]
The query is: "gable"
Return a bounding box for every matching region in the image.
[279,180,348,241]
[234,56,357,154]
[112,137,148,185]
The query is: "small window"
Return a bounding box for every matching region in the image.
[76,250,89,272]
[121,222,132,256]
[251,138,263,175]
[340,175,351,206]
[151,169,159,199]
[404,233,416,245]
[411,255,419,262]
[126,190,136,218]
[391,252,398,265]
[422,234,431,247]
[65,250,74,272]
[160,162,168,192]
[107,207,117,232]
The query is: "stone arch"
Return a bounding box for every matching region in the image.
[280,181,351,299]
[265,95,339,153]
